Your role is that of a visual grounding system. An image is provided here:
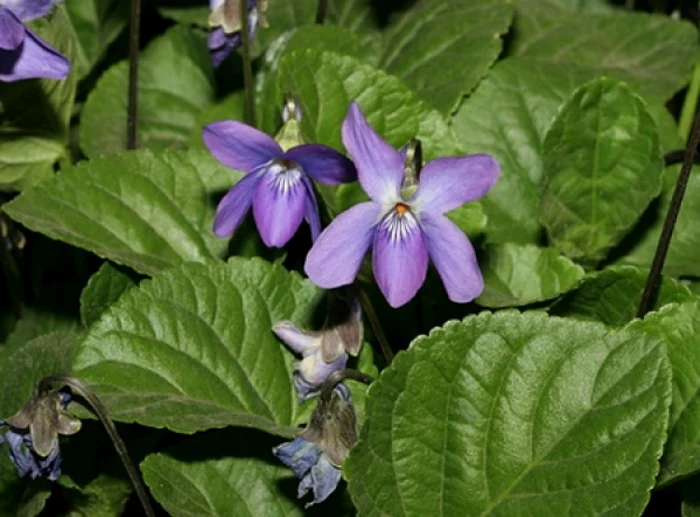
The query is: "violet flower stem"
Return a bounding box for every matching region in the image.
[240,0,256,128]
[637,109,700,318]
[357,287,394,364]
[679,64,700,142]
[38,376,155,517]
[315,0,329,24]
[126,0,141,150]
[320,369,375,401]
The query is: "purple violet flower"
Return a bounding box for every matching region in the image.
[304,102,500,308]
[0,2,71,82]
[208,0,268,67]
[204,121,357,248]
[273,384,355,507]
[0,390,80,481]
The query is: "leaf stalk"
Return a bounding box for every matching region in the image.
[240,0,256,128]
[127,0,141,150]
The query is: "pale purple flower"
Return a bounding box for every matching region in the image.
[204,121,356,247]
[208,0,267,67]
[0,2,70,82]
[305,102,500,308]
[273,385,354,507]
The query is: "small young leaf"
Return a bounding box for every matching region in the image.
[80,262,138,327]
[80,25,215,157]
[4,149,237,276]
[379,0,514,114]
[346,311,671,516]
[541,78,664,261]
[476,243,584,308]
[631,301,700,486]
[72,258,324,436]
[141,430,305,517]
[551,266,693,327]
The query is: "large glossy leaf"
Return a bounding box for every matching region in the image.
[72,258,324,436]
[541,78,664,261]
[550,266,694,327]
[0,5,77,191]
[632,302,700,486]
[80,26,215,157]
[346,311,671,516]
[3,149,236,276]
[512,7,698,102]
[278,49,461,160]
[141,430,304,517]
[476,243,584,308]
[378,0,514,114]
[618,166,700,277]
[65,0,128,76]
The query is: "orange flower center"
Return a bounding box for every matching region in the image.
[395,203,409,216]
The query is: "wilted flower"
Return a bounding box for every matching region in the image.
[0,389,81,480]
[273,384,356,507]
[0,2,71,82]
[208,0,268,67]
[274,291,362,401]
[204,117,356,248]
[305,102,500,308]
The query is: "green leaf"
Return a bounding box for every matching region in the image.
[72,258,324,436]
[1,308,79,351]
[476,243,585,308]
[0,5,77,191]
[278,48,462,160]
[0,330,79,418]
[65,0,129,76]
[4,149,236,276]
[80,262,138,327]
[345,311,671,516]
[80,26,215,158]
[450,58,599,244]
[550,265,693,327]
[141,430,304,517]
[444,201,488,239]
[157,5,209,26]
[541,78,664,261]
[0,466,51,517]
[512,8,699,102]
[631,302,700,486]
[189,92,246,148]
[617,166,700,277]
[378,0,514,114]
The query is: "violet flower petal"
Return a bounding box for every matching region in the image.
[207,26,228,50]
[341,102,403,202]
[304,201,379,288]
[0,8,24,50]
[273,437,323,479]
[298,453,342,507]
[0,24,70,82]
[414,154,500,214]
[202,120,282,173]
[372,213,429,308]
[301,176,322,241]
[272,321,319,354]
[5,0,55,22]
[296,351,347,389]
[252,168,307,247]
[283,144,357,185]
[421,211,483,303]
[213,171,263,237]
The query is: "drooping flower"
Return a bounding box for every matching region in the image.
[204,117,357,248]
[0,2,71,82]
[0,389,81,481]
[304,102,500,308]
[274,291,362,401]
[273,384,356,507]
[208,0,268,67]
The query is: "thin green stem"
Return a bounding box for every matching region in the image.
[240,0,256,128]
[38,376,155,517]
[679,63,700,142]
[320,369,375,401]
[126,0,141,149]
[357,287,394,364]
[315,0,329,24]
[638,109,700,317]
